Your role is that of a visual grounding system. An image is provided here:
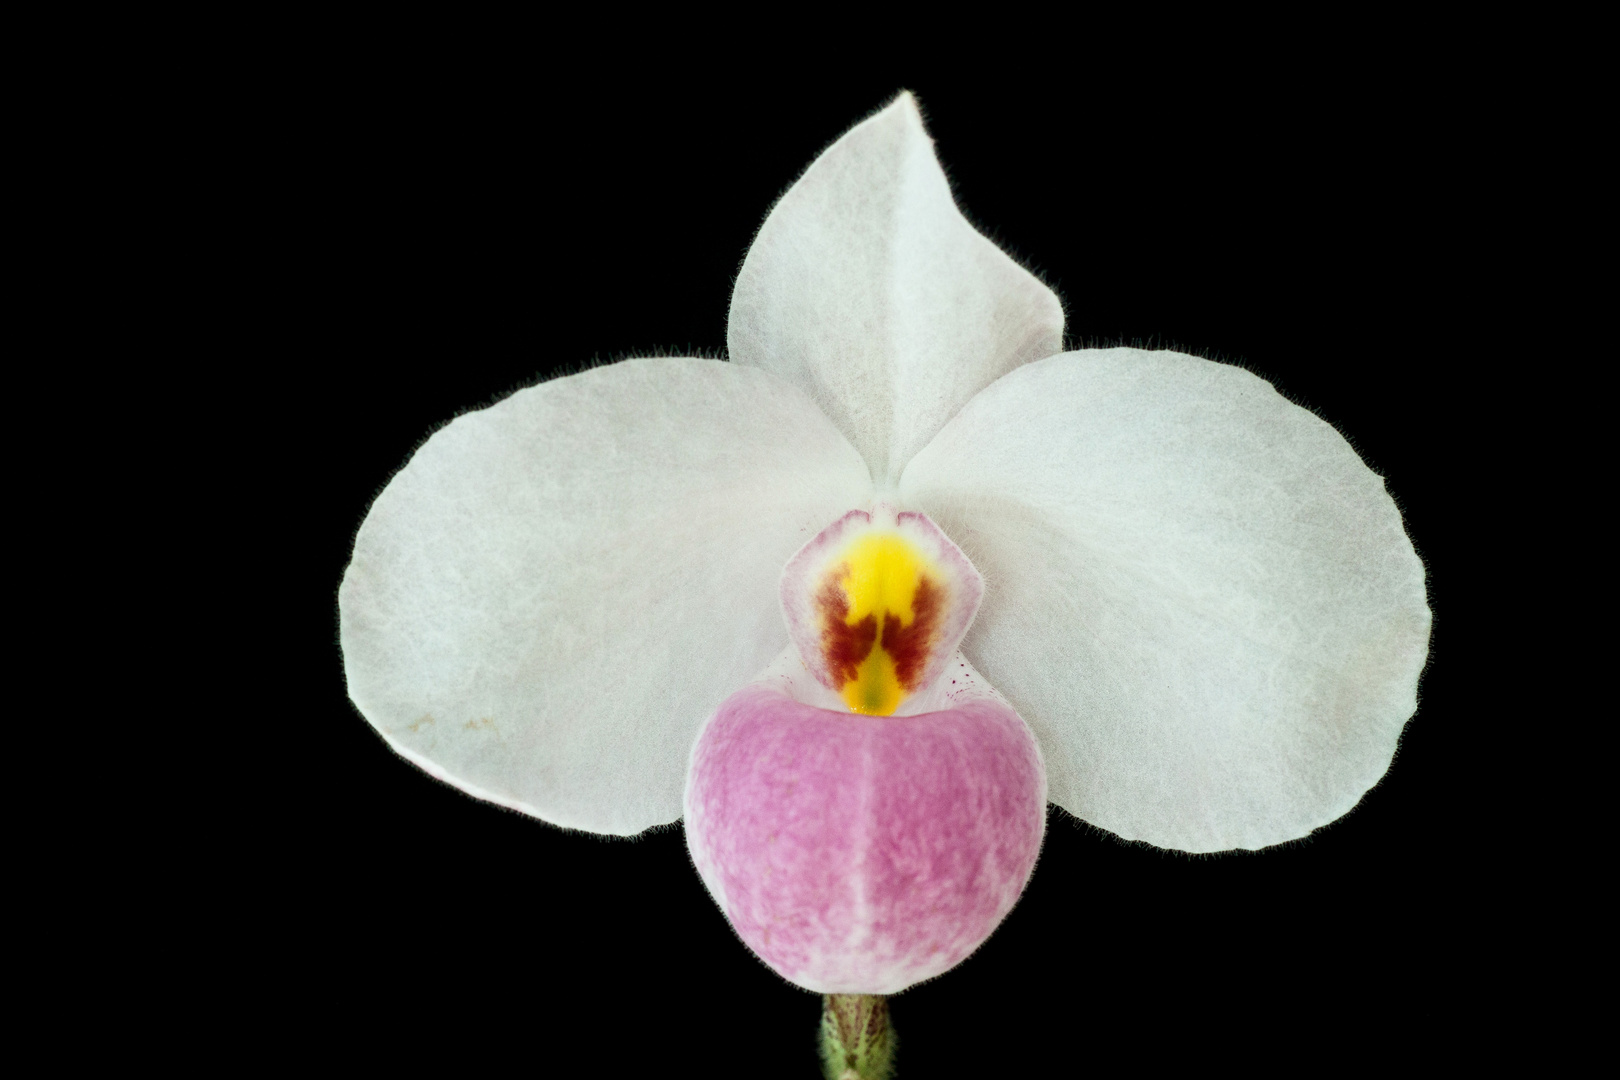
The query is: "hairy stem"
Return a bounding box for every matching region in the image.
[820,994,894,1080]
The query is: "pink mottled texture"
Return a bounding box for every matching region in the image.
[684,675,1046,994]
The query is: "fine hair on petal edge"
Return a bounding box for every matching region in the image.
[338,347,730,560]
[728,90,916,289]
[905,91,1071,325]
[1068,335,1436,693]
[1068,332,1433,533]
[1042,800,1330,860]
[334,345,749,833]
[1074,333,1393,479]
[724,87,1067,319]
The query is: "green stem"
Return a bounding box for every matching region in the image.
[820,994,894,1080]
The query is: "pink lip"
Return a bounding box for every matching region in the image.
[685,679,1047,994]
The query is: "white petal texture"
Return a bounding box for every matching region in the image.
[340,358,872,835]
[900,348,1431,853]
[728,93,1065,487]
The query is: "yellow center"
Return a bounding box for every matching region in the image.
[822,532,941,715]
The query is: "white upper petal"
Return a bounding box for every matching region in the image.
[900,348,1430,853]
[340,358,873,835]
[728,93,1064,487]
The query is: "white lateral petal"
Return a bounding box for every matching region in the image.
[340,358,873,836]
[899,349,1430,853]
[728,93,1064,487]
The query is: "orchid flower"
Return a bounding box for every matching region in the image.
[339,93,1428,1070]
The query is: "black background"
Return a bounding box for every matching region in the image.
[252,55,1505,1073]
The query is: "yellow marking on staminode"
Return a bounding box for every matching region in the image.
[843,645,904,715]
[841,534,926,628]
[820,532,943,716]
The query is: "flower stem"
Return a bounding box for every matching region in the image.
[820,994,894,1080]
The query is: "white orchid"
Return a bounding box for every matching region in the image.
[339,93,1428,1069]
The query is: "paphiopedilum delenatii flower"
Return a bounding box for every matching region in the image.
[338,94,1430,995]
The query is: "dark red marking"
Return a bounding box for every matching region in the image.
[883,575,943,690]
[816,566,877,685]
